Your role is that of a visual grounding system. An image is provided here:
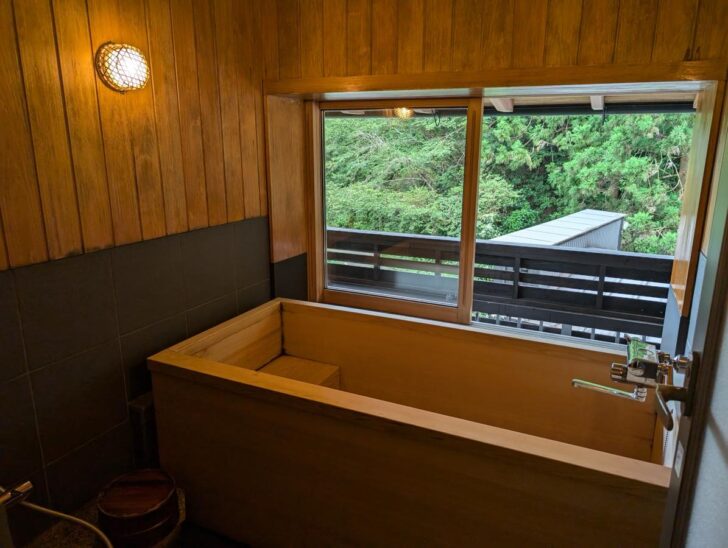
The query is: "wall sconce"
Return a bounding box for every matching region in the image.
[95,42,149,92]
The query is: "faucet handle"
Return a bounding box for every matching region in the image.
[654,384,689,431]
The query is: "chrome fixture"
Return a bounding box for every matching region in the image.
[572,379,647,402]
[572,337,694,430]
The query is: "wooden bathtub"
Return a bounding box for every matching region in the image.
[150,299,670,547]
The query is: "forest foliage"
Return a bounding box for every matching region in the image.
[323,110,694,255]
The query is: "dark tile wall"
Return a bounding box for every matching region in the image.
[0,217,270,539]
[272,253,308,300]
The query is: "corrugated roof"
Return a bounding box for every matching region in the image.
[492,209,627,246]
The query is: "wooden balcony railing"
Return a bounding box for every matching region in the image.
[326,227,673,343]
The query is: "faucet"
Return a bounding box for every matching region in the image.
[572,337,693,430]
[0,481,33,547]
[572,378,647,402]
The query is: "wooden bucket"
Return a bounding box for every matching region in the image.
[97,469,179,547]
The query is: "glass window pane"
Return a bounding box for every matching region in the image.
[471,110,695,347]
[323,107,467,305]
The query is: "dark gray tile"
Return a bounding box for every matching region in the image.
[120,314,187,400]
[186,293,237,336]
[177,522,243,548]
[233,217,270,289]
[272,253,308,300]
[46,421,133,512]
[129,393,158,469]
[181,224,235,308]
[0,271,25,382]
[237,279,271,313]
[15,252,117,369]
[112,235,185,334]
[31,341,126,462]
[0,376,42,485]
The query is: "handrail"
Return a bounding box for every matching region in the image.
[327,226,673,269]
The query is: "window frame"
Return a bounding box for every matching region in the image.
[309,97,484,323]
[305,87,714,330]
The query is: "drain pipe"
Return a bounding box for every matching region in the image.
[0,481,112,548]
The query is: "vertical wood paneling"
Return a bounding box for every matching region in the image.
[614,0,658,64]
[652,0,699,62]
[577,0,619,65]
[146,0,188,234]
[276,0,713,77]
[0,0,270,271]
[372,0,399,74]
[323,0,347,76]
[544,0,583,66]
[1,0,724,272]
[278,0,302,79]
[511,0,548,68]
[255,89,269,218]
[193,0,227,226]
[14,0,82,259]
[0,220,7,271]
[397,0,425,73]
[239,0,263,218]
[170,0,209,229]
[0,0,48,266]
[127,0,166,239]
[213,0,245,222]
[88,0,143,245]
[692,0,728,60]
[266,96,306,262]
[422,0,452,72]
[480,0,514,69]
[251,0,270,216]
[451,0,483,72]
[347,0,372,75]
[52,0,114,252]
[256,0,280,79]
[300,0,324,77]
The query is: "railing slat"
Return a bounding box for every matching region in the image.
[472,299,663,337]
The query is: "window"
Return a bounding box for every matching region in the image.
[322,102,476,315]
[472,107,694,345]
[316,92,699,346]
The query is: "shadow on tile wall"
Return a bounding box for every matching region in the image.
[0,217,270,542]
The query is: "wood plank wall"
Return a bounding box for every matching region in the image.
[263,0,728,81]
[261,0,728,289]
[2,0,727,272]
[0,0,268,270]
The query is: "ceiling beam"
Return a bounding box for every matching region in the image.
[590,95,605,110]
[490,97,514,113]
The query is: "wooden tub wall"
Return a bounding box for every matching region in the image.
[151,299,670,546]
[279,300,661,462]
[167,299,660,462]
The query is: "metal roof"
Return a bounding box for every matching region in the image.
[492,209,627,246]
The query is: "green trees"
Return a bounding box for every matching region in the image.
[324,111,693,254]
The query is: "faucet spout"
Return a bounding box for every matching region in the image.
[571,379,647,402]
